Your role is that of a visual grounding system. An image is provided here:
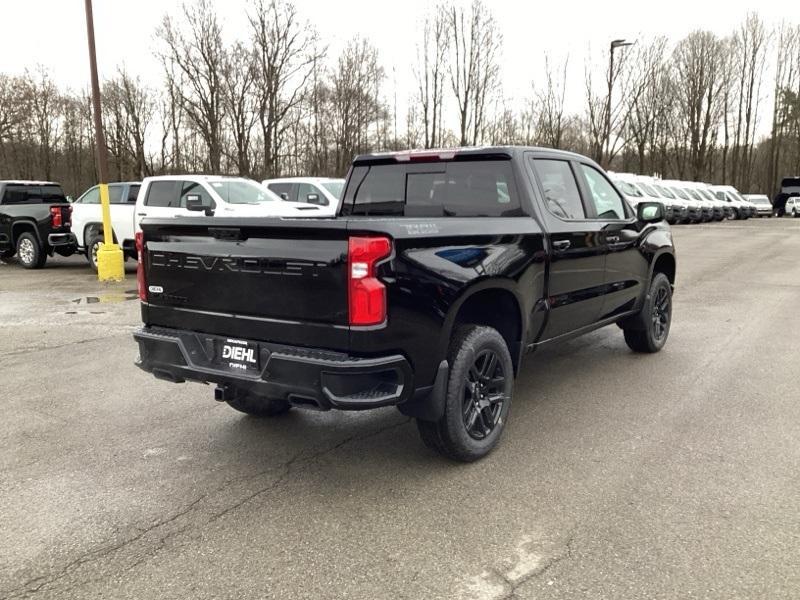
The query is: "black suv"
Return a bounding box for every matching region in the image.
[0,181,77,268]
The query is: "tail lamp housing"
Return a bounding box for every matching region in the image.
[348,236,391,326]
[135,231,146,301]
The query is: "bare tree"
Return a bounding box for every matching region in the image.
[222,42,258,176]
[448,0,501,146]
[249,0,323,177]
[671,31,727,180]
[535,54,570,148]
[625,38,670,173]
[327,38,385,174]
[157,0,227,172]
[727,14,769,191]
[414,4,449,148]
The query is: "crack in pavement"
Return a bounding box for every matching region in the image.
[0,417,411,600]
[460,534,575,600]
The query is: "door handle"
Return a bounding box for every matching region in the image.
[552,240,571,251]
[137,212,147,216]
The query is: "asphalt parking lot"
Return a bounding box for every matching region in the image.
[2,218,799,600]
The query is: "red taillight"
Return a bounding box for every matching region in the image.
[50,206,63,228]
[348,236,391,326]
[135,231,146,301]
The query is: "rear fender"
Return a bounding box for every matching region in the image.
[439,279,527,374]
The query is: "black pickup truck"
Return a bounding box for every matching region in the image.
[133,147,676,461]
[0,181,77,268]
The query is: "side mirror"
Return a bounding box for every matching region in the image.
[637,202,664,223]
[279,192,289,201]
[306,193,326,205]
[185,194,214,216]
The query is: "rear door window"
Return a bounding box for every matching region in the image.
[127,185,141,204]
[348,160,522,217]
[531,159,586,220]
[108,186,126,204]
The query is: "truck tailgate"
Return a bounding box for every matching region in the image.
[140,217,350,350]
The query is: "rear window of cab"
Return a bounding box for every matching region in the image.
[342,160,523,217]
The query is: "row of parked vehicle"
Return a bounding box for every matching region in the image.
[608,172,774,224]
[0,176,344,269]
[1,166,794,271]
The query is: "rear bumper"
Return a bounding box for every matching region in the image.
[133,326,414,411]
[47,232,77,247]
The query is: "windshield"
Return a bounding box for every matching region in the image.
[750,197,770,205]
[615,181,643,197]
[637,183,659,198]
[697,189,716,201]
[321,181,344,199]
[654,185,675,199]
[684,188,702,201]
[209,180,275,204]
[670,187,689,201]
[731,191,748,203]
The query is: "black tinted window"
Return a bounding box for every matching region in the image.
[127,185,141,204]
[2,185,33,204]
[349,160,522,217]
[1,184,65,204]
[41,185,66,202]
[532,159,586,220]
[145,181,181,207]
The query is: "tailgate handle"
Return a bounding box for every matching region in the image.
[209,227,245,241]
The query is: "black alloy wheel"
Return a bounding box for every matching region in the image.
[462,349,508,440]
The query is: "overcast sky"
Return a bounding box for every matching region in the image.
[0,0,792,133]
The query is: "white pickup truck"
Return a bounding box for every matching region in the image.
[71,182,141,270]
[72,176,324,269]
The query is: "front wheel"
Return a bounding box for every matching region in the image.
[416,325,513,462]
[622,272,672,353]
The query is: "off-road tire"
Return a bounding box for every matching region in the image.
[416,325,514,462]
[623,272,672,353]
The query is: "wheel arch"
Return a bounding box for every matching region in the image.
[83,222,118,247]
[442,281,527,375]
[11,220,42,247]
[650,250,676,287]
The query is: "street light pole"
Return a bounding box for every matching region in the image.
[605,38,635,168]
[84,0,124,282]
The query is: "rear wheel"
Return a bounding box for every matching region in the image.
[16,232,46,269]
[226,393,291,417]
[86,234,102,271]
[622,272,672,353]
[416,325,513,462]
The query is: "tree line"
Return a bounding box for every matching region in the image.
[0,0,798,198]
